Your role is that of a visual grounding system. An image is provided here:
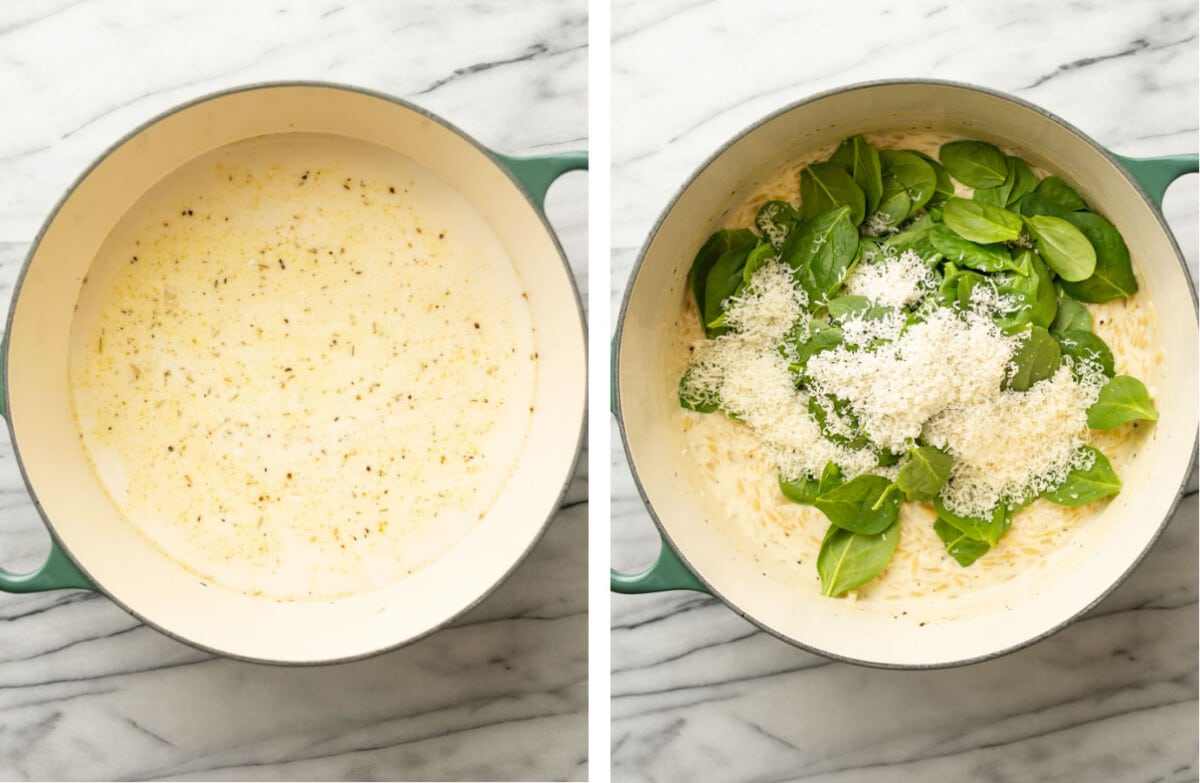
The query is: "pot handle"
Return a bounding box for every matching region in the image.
[0,355,95,591]
[0,540,94,592]
[493,151,588,210]
[1110,152,1198,210]
[611,536,709,594]
[609,335,709,594]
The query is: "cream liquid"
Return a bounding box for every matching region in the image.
[679,131,1160,608]
[70,133,537,601]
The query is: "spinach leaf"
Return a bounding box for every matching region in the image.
[780,461,843,505]
[859,237,886,264]
[973,155,1031,208]
[815,474,902,535]
[1057,212,1138,302]
[1051,299,1092,335]
[788,320,844,373]
[1035,176,1088,211]
[1018,202,1136,300]
[800,162,866,225]
[913,151,956,206]
[883,214,941,262]
[690,229,756,334]
[873,174,913,231]
[829,136,883,215]
[876,448,903,468]
[781,206,860,304]
[896,445,953,501]
[817,519,900,597]
[994,250,1056,332]
[1087,375,1159,429]
[678,366,720,413]
[1005,325,1061,391]
[826,295,872,319]
[827,295,893,322]
[755,200,803,250]
[1024,215,1097,282]
[934,518,992,567]
[929,224,1013,273]
[934,497,1012,547]
[741,240,777,285]
[1042,446,1121,506]
[937,262,988,310]
[879,150,937,214]
[1058,329,1115,378]
[1018,191,1073,221]
[943,197,1023,244]
[808,394,871,450]
[938,140,1008,188]
[702,241,758,336]
[1005,157,1038,207]
[973,184,1009,208]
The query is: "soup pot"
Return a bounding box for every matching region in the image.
[1,82,587,664]
[612,79,1197,668]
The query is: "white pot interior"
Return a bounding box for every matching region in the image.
[7,85,585,663]
[618,82,1197,667]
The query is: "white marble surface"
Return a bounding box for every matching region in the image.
[0,1,586,780]
[611,1,1198,781]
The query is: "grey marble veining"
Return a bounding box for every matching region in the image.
[0,1,587,780]
[611,1,1198,781]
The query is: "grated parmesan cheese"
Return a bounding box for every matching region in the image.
[844,249,935,307]
[806,308,1017,456]
[686,247,1107,519]
[925,365,1101,515]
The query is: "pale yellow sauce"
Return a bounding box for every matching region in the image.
[70,133,536,601]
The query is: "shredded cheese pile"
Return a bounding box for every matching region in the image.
[683,249,1106,517]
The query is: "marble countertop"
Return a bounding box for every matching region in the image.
[611,1,1198,781]
[0,1,587,781]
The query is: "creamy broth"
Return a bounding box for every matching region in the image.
[70,133,537,601]
[678,131,1160,607]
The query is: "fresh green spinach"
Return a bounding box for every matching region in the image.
[689,229,756,335]
[702,241,758,336]
[817,519,900,597]
[938,140,1008,188]
[814,474,902,535]
[1005,325,1061,391]
[934,497,1012,547]
[755,200,803,250]
[943,197,1023,244]
[913,151,956,206]
[829,136,884,215]
[800,161,867,225]
[1058,329,1115,378]
[929,224,1013,273]
[896,445,954,501]
[1035,176,1088,211]
[934,518,992,567]
[879,150,937,214]
[780,461,844,505]
[781,206,860,304]
[1087,375,1158,429]
[874,174,913,230]
[1042,446,1121,506]
[1057,212,1138,302]
[1024,215,1097,282]
[1051,299,1092,334]
[678,366,720,413]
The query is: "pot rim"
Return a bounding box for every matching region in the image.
[2,79,587,666]
[613,77,1199,669]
